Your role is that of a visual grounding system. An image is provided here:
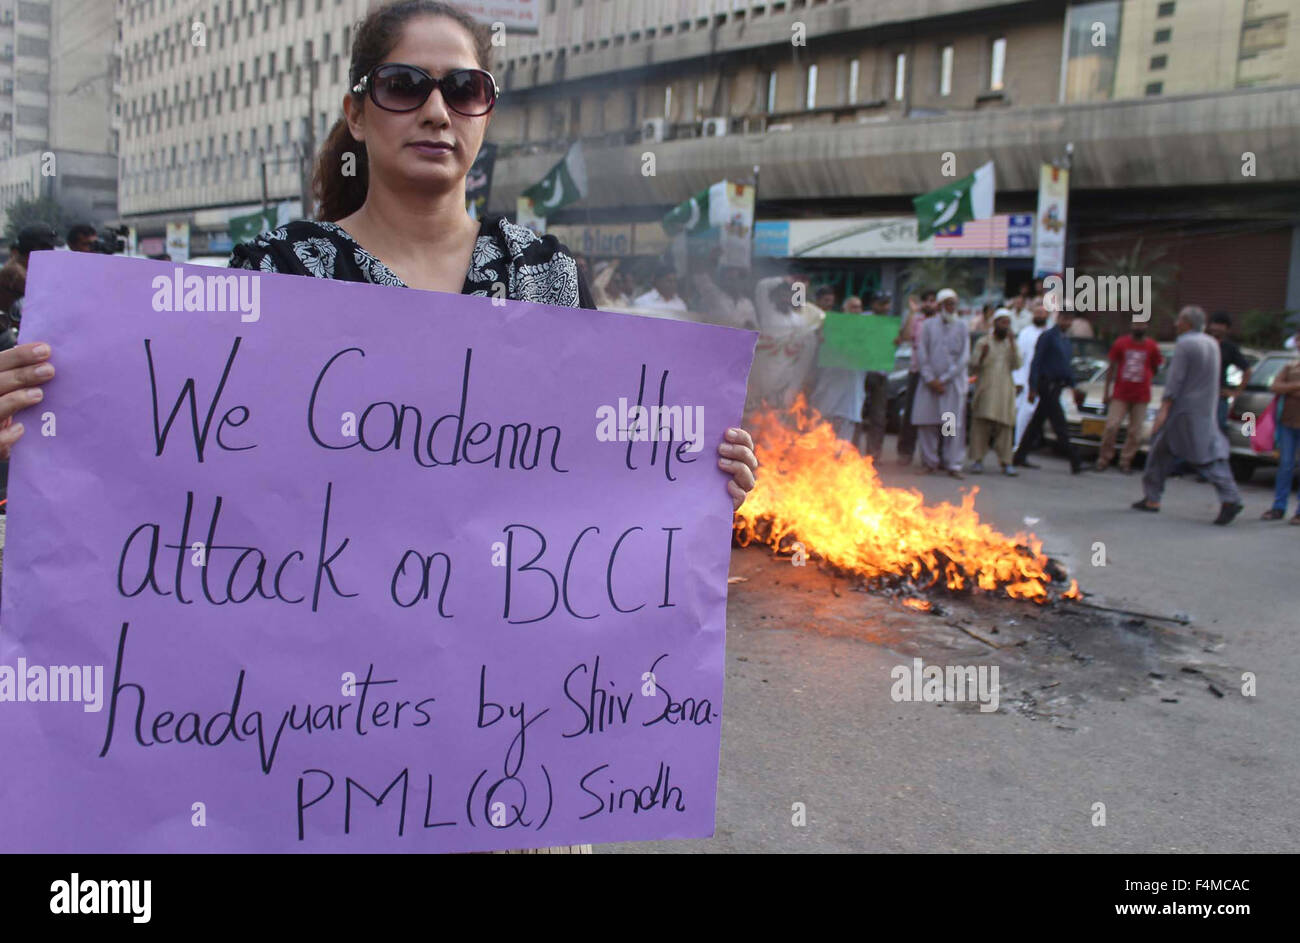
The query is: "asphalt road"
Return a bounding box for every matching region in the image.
[605,439,1298,853]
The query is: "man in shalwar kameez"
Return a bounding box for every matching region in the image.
[910,287,970,478]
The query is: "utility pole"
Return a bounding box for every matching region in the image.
[1061,141,1074,273]
[299,52,317,218]
[259,148,270,217]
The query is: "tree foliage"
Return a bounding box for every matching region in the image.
[3,195,68,248]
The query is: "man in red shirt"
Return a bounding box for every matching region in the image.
[1097,324,1164,472]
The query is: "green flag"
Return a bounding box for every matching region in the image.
[662,186,712,236]
[521,141,587,213]
[913,161,995,241]
[229,209,277,244]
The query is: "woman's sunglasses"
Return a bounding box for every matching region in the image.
[351,63,499,116]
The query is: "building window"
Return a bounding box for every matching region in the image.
[696,80,705,115]
[767,71,778,112]
[1157,1,1175,15]
[1145,81,1163,95]
[939,45,953,96]
[846,57,859,104]
[1149,54,1167,70]
[990,37,1006,90]
[1154,28,1171,43]
[1063,1,1122,103]
[663,84,672,117]
[894,52,907,101]
[805,63,817,109]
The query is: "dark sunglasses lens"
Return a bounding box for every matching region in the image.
[373,65,432,110]
[443,70,494,114]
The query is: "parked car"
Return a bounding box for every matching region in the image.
[1225,350,1299,481]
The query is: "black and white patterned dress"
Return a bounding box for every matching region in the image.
[228,214,595,310]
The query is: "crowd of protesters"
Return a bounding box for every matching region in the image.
[577,250,1296,528]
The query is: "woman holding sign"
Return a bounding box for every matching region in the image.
[1,1,756,507]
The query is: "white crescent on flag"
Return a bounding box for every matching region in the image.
[542,175,565,209]
[933,194,963,229]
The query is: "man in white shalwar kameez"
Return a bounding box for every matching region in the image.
[910,295,970,477]
[1013,303,1049,449]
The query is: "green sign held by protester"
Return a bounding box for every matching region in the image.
[817,313,901,372]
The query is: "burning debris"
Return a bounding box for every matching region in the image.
[733,397,1081,605]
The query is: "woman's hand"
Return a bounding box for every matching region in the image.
[0,342,55,460]
[718,427,757,510]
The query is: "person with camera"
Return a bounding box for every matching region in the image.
[66,224,98,254]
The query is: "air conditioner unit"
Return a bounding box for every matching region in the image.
[702,116,728,137]
[641,117,665,142]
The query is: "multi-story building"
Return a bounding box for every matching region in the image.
[488,0,1300,321]
[0,0,118,230]
[113,0,1300,321]
[117,0,366,255]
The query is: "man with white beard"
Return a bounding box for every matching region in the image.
[1013,302,1050,449]
[911,287,970,477]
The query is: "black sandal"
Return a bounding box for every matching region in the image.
[1261,508,1286,521]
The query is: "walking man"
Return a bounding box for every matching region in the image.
[1012,308,1083,473]
[968,309,1021,475]
[1133,306,1244,525]
[1096,322,1163,472]
[911,288,970,477]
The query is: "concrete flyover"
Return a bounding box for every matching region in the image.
[489,84,1300,212]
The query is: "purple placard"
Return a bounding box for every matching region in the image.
[0,252,755,852]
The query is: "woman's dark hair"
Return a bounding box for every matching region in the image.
[314,1,493,222]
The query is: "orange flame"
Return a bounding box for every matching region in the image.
[734,397,1076,602]
[901,598,933,612]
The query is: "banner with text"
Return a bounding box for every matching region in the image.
[0,253,755,852]
[1033,164,1069,279]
